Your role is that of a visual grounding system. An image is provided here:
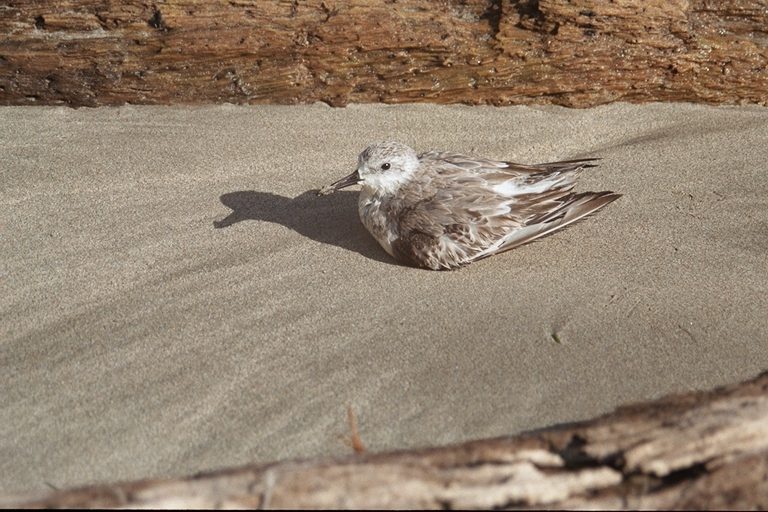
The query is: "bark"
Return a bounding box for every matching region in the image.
[1,1,766,107]
[4,371,768,509]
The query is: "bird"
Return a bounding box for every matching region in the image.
[318,141,620,270]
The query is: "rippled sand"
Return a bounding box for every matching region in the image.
[2,103,767,493]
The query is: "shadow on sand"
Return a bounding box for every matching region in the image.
[214,189,395,265]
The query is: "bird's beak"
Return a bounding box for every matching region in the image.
[318,169,360,195]
[329,169,361,190]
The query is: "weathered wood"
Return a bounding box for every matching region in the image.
[1,1,766,107]
[4,372,767,509]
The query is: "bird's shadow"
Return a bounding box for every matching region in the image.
[214,189,396,265]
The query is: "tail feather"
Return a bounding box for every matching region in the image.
[503,158,601,176]
[532,158,601,172]
[535,190,618,224]
[474,191,621,260]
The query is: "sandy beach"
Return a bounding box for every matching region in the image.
[2,103,767,494]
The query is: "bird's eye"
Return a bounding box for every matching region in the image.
[381,163,391,170]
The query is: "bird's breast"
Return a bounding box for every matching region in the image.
[358,192,396,257]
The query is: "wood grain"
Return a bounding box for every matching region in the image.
[1,1,766,107]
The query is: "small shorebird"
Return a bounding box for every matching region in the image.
[319,141,620,270]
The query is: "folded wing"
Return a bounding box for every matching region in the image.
[391,156,616,269]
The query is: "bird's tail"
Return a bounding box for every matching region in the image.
[475,191,621,260]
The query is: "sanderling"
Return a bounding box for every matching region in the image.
[319,141,620,270]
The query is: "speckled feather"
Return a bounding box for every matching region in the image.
[324,142,621,270]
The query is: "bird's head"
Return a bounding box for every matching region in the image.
[320,141,419,196]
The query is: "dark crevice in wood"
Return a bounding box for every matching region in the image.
[147,8,168,31]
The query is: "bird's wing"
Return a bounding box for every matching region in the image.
[419,150,600,178]
[418,151,514,173]
[473,191,622,261]
[391,184,522,269]
[391,158,609,269]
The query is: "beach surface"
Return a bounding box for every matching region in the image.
[2,103,767,493]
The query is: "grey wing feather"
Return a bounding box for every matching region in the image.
[394,155,615,269]
[473,191,622,261]
[419,150,600,177]
[419,151,511,172]
[394,182,523,269]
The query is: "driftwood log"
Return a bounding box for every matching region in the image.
[1,0,767,107]
[4,371,767,509]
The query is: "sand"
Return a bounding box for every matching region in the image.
[1,103,767,494]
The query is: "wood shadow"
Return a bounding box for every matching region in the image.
[214,189,396,265]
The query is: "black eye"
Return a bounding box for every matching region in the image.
[381,163,391,170]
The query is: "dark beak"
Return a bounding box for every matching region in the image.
[318,170,361,196]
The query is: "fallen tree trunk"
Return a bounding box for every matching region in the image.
[5,371,768,509]
[1,1,766,107]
